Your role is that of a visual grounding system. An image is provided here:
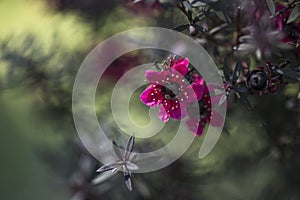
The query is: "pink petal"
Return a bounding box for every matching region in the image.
[158,106,170,122]
[172,58,189,75]
[193,74,204,84]
[191,84,205,100]
[169,101,187,120]
[209,111,224,127]
[140,85,163,107]
[187,102,200,120]
[145,70,166,84]
[186,118,204,136]
[182,85,203,103]
[210,94,222,105]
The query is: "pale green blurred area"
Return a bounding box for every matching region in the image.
[0,0,148,199]
[0,89,67,200]
[0,0,299,199]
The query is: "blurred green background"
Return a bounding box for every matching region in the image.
[0,0,300,199]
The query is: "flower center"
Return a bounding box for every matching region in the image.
[162,82,181,100]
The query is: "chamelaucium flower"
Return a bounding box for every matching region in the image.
[140,57,205,122]
[140,55,225,136]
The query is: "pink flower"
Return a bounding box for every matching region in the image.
[186,77,224,136]
[140,58,205,122]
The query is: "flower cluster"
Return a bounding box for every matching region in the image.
[140,56,223,136]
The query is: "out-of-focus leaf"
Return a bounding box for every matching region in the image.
[135,179,151,198]
[287,5,300,24]
[237,93,253,110]
[214,11,231,23]
[239,35,253,43]
[219,93,227,106]
[223,56,231,81]
[209,23,228,35]
[189,0,212,5]
[133,0,144,3]
[279,60,289,68]
[159,0,179,7]
[233,86,249,94]
[173,24,189,32]
[125,133,135,159]
[214,11,226,21]
[232,59,242,84]
[293,66,300,72]
[275,68,300,81]
[266,0,275,16]
[183,1,192,11]
[274,41,293,50]
[92,171,118,185]
[123,171,133,191]
[233,43,255,51]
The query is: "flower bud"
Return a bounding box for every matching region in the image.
[246,70,269,92]
[189,25,198,36]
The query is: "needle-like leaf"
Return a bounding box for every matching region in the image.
[218,93,227,106]
[125,133,135,160]
[92,170,118,185]
[173,24,189,32]
[293,66,300,72]
[237,93,253,110]
[223,56,231,81]
[123,169,133,191]
[233,86,249,94]
[275,68,300,81]
[232,59,242,84]
[287,5,300,24]
[96,163,120,173]
[266,0,276,16]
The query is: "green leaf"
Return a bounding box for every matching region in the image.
[183,1,192,11]
[266,0,275,16]
[287,5,300,24]
[218,93,227,106]
[214,11,231,23]
[223,56,231,81]
[92,171,117,185]
[96,163,119,173]
[275,68,300,81]
[236,93,253,110]
[232,59,242,84]
[173,24,188,32]
[233,86,249,94]
[125,133,135,160]
[123,171,133,191]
